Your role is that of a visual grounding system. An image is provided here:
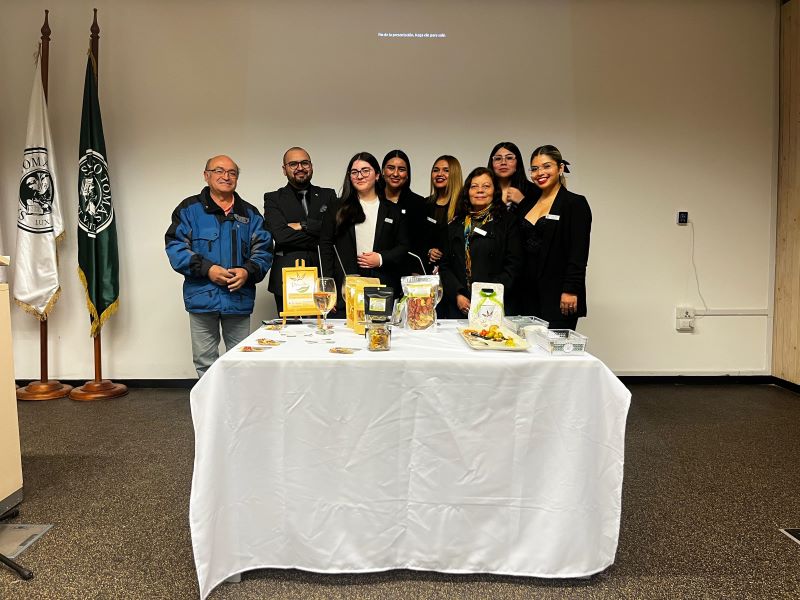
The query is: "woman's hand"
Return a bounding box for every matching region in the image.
[505,187,524,205]
[357,252,381,269]
[457,294,471,315]
[428,247,443,262]
[560,293,578,316]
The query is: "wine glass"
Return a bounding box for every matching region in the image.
[314,277,337,335]
[433,279,443,328]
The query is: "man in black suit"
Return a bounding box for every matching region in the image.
[263,147,336,313]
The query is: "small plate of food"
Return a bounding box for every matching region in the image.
[457,324,529,351]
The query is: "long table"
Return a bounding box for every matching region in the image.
[190,320,631,600]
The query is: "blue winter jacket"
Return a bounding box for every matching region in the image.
[165,187,273,314]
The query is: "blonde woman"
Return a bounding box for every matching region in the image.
[422,155,463,274]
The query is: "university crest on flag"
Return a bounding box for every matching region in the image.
[78,149,114,239]
[19,148,56,234]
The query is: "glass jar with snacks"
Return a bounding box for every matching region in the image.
[366,321,392,351]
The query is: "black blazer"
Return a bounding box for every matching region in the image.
[505,179,540,215]
[438,209,524,317]
[516,187,591,322]
[263,183,337,296]
[420,198,452,274]
[319,197,410,306]
[394,189,427,274]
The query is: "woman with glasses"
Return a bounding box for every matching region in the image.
[320,152,410,307]
[487,141,538,211]
[381,149,427,274]
[438,167,523,318]
[517,145,591,330]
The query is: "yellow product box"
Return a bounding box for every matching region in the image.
[344,276,381,335]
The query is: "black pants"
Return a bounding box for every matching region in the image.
[547,315,579,331]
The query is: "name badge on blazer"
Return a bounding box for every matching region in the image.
[427,216,437,224]
[545,214,560,221]
[474,227,488,236]
[385,217,394,224]
[320,204,328,213]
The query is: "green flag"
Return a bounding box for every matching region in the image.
[77,54,119,337]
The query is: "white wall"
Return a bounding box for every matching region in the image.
[0,0,777,378]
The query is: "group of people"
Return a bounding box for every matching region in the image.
[165,143,592,376]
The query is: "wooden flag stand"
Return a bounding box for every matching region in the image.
[17,10,72,402]
[15,321,72,401]
[69,9,126,402]
[70,334,126,401]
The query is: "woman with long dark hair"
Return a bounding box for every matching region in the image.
[381,149,426,274]
[438,167,523,318]
[517,145,591,329]
[319,152,410,306]
[487,141,538,211]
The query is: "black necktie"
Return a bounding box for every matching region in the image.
[299,190,308,216]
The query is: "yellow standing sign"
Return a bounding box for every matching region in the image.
[280,260,321,327]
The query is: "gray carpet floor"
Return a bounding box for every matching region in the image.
[1,383,799,599]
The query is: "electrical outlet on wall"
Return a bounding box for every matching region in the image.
[675,305,695,332]
[677,211,689,225]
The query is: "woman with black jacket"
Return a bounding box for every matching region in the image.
[422,155,463,278]
[517,145,591,329]
[381,149,427,274]
[487,141,539,212]
[320,152,410,308]
[438,167,523,318]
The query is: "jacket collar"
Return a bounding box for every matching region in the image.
[548,185,568,216]
[283,182,317,200]
[200,186,246,217]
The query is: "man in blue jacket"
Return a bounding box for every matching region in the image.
[166,155,273,376]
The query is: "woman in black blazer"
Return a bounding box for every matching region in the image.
[517,145,591,330]
[487,141,539,212]
[320,152,410,308]
[381,149,427,274]
[438,167,523,318]
[422,155,463,277]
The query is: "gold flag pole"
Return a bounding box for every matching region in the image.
[17,9,73,402]
[70,9,127,402]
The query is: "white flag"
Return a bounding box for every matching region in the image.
[13,47,64,319]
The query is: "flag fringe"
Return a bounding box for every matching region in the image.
[13,286,61,322]
[77,267,119,337]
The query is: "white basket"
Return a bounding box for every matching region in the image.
[532,329,588,355]
[504,315,549,335]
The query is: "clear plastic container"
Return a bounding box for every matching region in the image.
[504,316,549,335]
[400,275,442,331]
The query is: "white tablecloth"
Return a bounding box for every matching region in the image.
[190,320,631,600]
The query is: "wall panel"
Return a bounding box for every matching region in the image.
[775,0,800,383]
